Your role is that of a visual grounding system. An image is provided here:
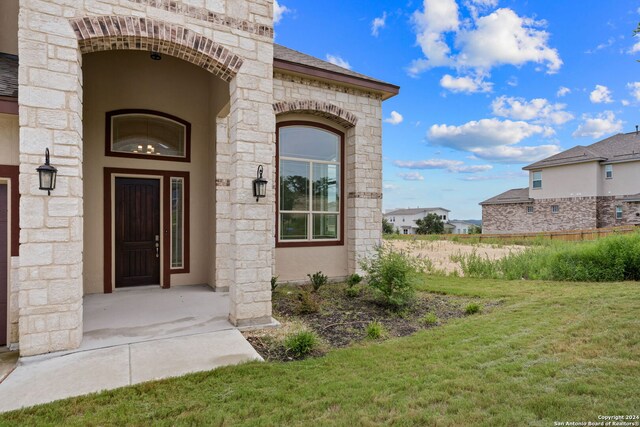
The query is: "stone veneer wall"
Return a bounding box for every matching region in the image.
[273,72,384,274]
[482,197,598,234]
[597,197,640,228]
[18,0,274,355]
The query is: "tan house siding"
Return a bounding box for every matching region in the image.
[601,162,640,196]
[529,162,599,199]
[273,73,383,281]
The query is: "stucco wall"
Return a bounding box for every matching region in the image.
[83,50,228,294]
[0,0,18,55]
[273,75,383,281]
[529,162,599,199]
[0,114,19,166]
[601,161,640,197]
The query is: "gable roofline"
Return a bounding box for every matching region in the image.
[273,45,400,100]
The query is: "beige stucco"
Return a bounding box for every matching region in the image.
[602,161,640,196]
[0,0,18,55]
[529,162,599,199]
[82,50,229,294]
[0,114,19,166]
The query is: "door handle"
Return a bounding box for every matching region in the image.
[155,235,160,258]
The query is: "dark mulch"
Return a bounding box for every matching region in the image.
[244,283,501,362]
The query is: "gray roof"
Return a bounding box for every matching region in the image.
[0,53,18,98]
[384,207,451,216]
[524,131,640,170]
[480,188,532,205]
[274,44,390,86]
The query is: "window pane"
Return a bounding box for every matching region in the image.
[113,114,186,157]
[313,164,339,212]
[171,178,184,269]
[281,213,308,240]
[280,126,340,161]
[280,160,309,211]
[313,214,338,239]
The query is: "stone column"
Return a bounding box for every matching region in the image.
[17,4,83,355]
[226,55,275,327]
[347,98,384,274]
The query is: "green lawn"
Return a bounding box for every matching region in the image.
[2,277,639,426]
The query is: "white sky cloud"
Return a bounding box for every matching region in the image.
[384,111,404,125]
[627,82,640,101]
[383,183,399,190]
[572,111,623,138]
[371,12,387,37]
[556,86,571,97]
[585,37,615,54]
[397,172,425,181]
[589,85,613,104]
[325,54,352,70]
[627,39,640,54]
[427,118,557,163]
[440,74,493,93]
[409,3,562,77]
[393,159,493,173]
[273,0,290,24]
[491,96,574,125]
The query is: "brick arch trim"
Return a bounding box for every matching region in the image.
[273,100,358,128]
[69,16,243,82]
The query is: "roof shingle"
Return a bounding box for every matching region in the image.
[480,188,531,205]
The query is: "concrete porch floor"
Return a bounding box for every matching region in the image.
[0,285,263,413]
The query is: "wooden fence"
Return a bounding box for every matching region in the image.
[438,225,638,242]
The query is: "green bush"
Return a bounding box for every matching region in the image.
[360,246,418,309]
[345,287,360,298]
[271,276,279,292]
[420,312,439,326]
[294,290,319,315]
[346,273,363,288]
[465,302,481,315]
[365,321,386,340]
[284,330,318,358]
[307,271,328,292]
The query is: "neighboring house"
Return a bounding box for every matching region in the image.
[481,131,640,234]
[0,0,399,356]
[449,220,477,234]
[384,207,450,234]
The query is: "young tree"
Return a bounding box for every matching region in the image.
[415,213,444,234]
[382,217,394,234]
[469,224,482,234]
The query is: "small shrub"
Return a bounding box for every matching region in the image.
[294,290,319,315]
[346,273,363,288]
[465,302,481,315]
[271,276,279,292]
[284,330,318,358]
[360,246,418,309]
[420,312,439,326]
[345,287,360,298]
[365,321,386,340]
[307,271,328,292]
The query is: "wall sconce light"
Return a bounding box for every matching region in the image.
[36,148,57,196]
[253,165,267,202]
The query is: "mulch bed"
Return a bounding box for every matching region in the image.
[244,283,501,362]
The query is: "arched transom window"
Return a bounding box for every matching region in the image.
[277,122,344,246]
[106,110,191,162]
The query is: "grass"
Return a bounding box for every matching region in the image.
[2,276,639,426]
[454,231,640,282]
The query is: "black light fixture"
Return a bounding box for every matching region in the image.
[253,165,267,202]
[36,148,57,196]
[150,51,162,61]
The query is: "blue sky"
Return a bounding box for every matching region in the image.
[273,0,640,220]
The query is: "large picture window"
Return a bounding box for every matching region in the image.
[106,110,191,162]
[277,123,344,246]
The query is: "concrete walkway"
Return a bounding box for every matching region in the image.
[0,285,263,413]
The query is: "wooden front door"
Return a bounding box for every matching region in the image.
[115,178,160,288]
[0,184,8,345]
